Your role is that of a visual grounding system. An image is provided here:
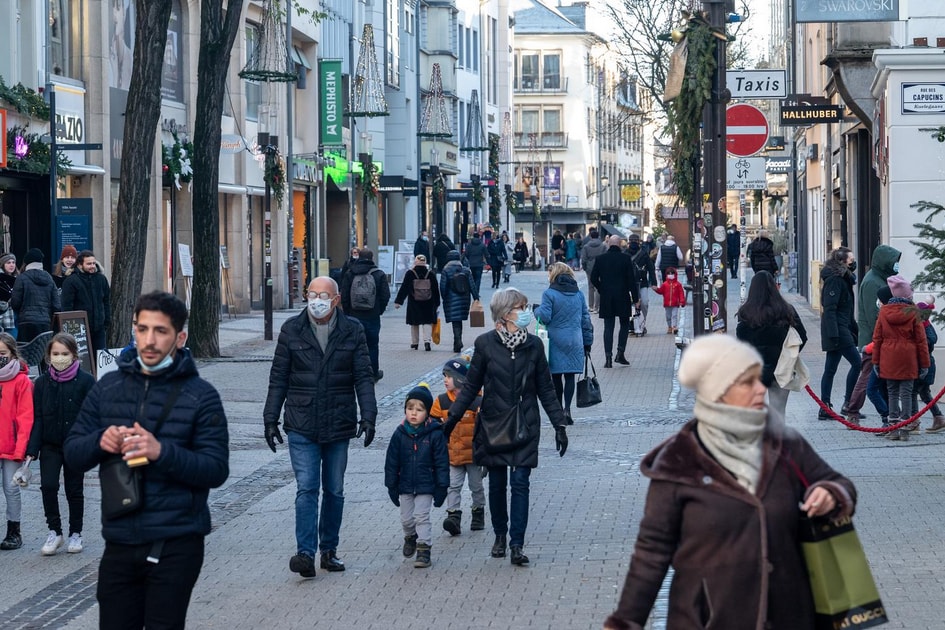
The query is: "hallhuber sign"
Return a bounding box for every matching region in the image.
[796,0,900,23]
[780,104,843,126]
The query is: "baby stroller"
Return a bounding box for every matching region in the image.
[630,303,646,337]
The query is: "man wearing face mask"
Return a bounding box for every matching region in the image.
[263,276,377,579]
[64,291,229,629]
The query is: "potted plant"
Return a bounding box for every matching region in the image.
[770,228,790,273]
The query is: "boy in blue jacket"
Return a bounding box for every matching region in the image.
[385,384,449,568]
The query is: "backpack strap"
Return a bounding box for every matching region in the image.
[437,393,452,412]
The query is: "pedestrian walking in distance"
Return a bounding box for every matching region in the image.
[914,296,945,434]
[818,247,859,420]
[443,288,568,566]
[263,276,377,579]
[0,253,19,338]
[394,255,440,351]
[385,384,449,568]
[0,332,33,551]
[26,333,95,555]
[439,250,479,353]
[590,236,640,368]
[64,291,229,629]
[430,357,486,536]
[11,248,60,343]
[60,249,111,356]
[604,335,856,630]
[653,266,686,335]
[340,247,390,382]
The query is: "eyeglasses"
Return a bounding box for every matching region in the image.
[308,292,335,300]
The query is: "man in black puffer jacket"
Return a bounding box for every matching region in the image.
[263,275,377,579]
[61,250,111,355]
[11,248,60,342]
[340,248,390,382]
[64,291,229,629]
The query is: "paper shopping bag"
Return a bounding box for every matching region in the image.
[469,300,485,328]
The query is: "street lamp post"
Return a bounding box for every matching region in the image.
[258,132,279,341]
[358,132,373,246]
[529,181,539,269]
[589,174,610,235]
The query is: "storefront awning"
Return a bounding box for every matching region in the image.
[66,164,107,176]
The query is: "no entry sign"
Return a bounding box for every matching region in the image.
[726,104,769,157]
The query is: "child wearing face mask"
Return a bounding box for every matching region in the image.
[25,333,95,555]
[654,266,687,334]
[0,332,34,550]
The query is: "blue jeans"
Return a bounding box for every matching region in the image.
[354,315,381,376]
[488,466,531,547]
[867,371,888,417]
[821,344,860,406]
[287,432,349,557]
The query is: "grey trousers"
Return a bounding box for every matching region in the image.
[1,459,21,522]
[400,493,433,545]
[446,464,486,512]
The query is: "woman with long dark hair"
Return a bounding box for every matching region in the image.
[818,247,859,419]
[736,271,807,419]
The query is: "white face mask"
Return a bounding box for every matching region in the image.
[893,262,899,273]
[308,298,333,319]
[50,356,74,371]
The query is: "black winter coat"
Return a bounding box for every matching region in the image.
[513,241,529,263]
[27,369,95,455]
[439,260,478,323]
[263,309,377,442]
[64,349,229,545]
[727,229,741,258]
[590,246,640,318]
[736,311,808,387]
[749,237,778,273]
[12,268,61,328]
[447,331,566,468]
[394,265,440,325]
[486,239,507,268]
[413,237,431,260]
[340,259,390,319]
[627,244,658,287]
[61,269,111,332]
[820,263,858,351]
[384,421,450,495]
[464,238,486,268]
[433,235,456,272]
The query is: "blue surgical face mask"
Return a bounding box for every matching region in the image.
[893,262,899,273]
[137,353,174,373]
[512,309,532,329]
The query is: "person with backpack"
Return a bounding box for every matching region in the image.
[340,248,390,382]
[394,255,441,352]
[439,251,479,353]
[655,235,684,284]
[626,234,657,333]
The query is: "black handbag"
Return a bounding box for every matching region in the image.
[99,384,181,519]
[481,370,530,454]
[576,355,602,408]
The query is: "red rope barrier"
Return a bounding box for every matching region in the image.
[804,383,945,433]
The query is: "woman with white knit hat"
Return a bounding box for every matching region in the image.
[604,334,857,630]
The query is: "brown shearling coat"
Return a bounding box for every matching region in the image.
[605,419,856,630]
[872,302,930,380]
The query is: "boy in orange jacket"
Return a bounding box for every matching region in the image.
[653,266,686,334]
[430,357,485,535]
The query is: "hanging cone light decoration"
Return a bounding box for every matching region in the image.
[347,24,389,117]
[461,90,489,151]
[499,111,513,164]
[239,0,297,83]
[418,63,452,139]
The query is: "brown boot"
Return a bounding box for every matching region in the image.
[927,416,945,433]
[907,420,921,432]
[845,415,860,430]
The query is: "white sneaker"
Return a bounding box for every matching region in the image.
[67,532,83,553]
[41,531,63,556]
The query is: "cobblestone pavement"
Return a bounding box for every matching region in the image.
[1,268,943,628]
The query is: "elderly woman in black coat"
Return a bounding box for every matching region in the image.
[443,287,568,566]
[394,255,441,351]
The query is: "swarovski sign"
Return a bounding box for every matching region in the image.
[796,0,900,23]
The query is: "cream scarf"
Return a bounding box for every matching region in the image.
[694,397,767,494]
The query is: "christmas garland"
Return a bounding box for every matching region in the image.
[4,125,71,180]
[360,158,379,202]
[161,131,194,190]
[505,186,520,215]
[666,16,717,203]
[0,77,50,119]
[266,151,286,205]
[488,133,501,227]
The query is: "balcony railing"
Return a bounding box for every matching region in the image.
[513,132,569,149]
[514,76,569,93]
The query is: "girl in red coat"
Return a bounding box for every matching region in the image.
[873,275,930,441]
[653,266,686,334]
[0,332,34,549]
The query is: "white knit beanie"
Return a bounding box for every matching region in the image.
[678,335,763,403]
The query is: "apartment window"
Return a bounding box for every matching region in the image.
[404,2,414,35]
[542,54,560,89]
[472,30,479,72]
[543,109,561,134]
[489,19,497,103]
[457,25,464,67]
[387,0,400,87]
[520,109,539,134]
[244,25,261,121]
[465,28,471,69]
[520,53,539,90]
[458,100,466,152]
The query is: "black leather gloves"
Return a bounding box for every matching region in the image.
[264,422,283,453]
[388,488,400,506]
[443,418,458,439]
[555,426,568,457]
[356,421,375,447]
[433,487,447,508]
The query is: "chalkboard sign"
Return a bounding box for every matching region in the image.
[54,310,94,376]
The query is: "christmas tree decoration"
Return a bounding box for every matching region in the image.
[348,24,389,117]
[239,0,297,83]
[461,90,488,152]
[418,64,452,139]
